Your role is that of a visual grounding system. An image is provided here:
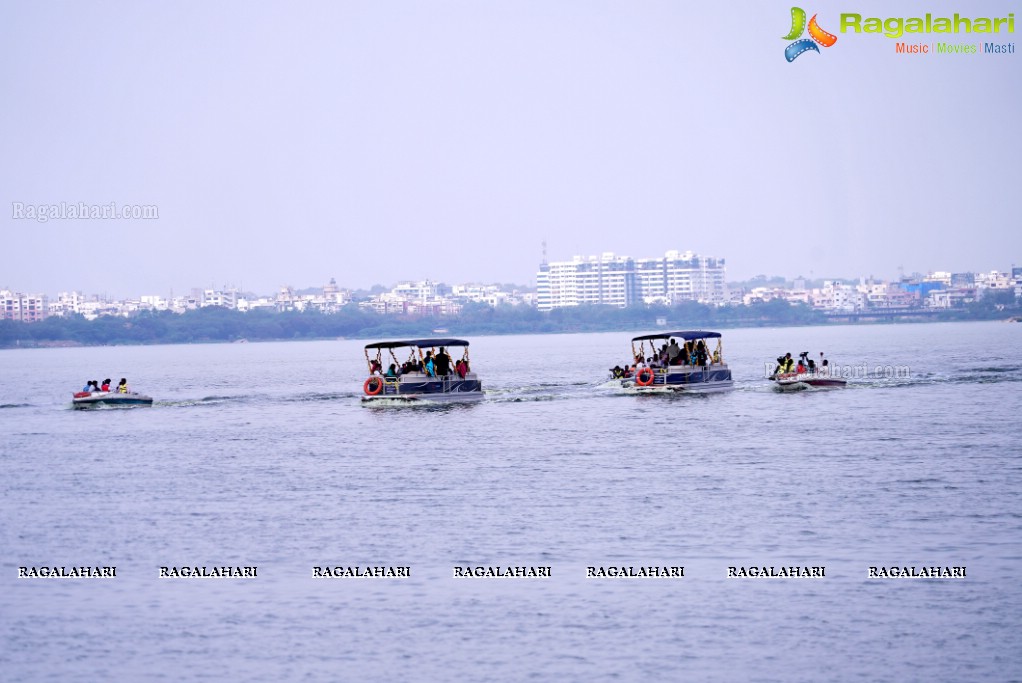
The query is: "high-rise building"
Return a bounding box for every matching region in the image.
[536,250,727,311]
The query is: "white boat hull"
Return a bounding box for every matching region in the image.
[771,373,847,391]
[72,392,153,408]
[623,379,734,394]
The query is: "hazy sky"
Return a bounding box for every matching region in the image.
[2,1,1019,297]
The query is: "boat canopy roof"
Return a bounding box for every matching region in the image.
[631,330,723,342]
[364,338,470,350]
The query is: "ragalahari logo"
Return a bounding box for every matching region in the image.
[783,7,838,61]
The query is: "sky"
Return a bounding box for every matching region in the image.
[1,0,1019,297]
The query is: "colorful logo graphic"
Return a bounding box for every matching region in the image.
[783,7,837,62]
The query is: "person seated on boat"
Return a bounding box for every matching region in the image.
[610,365,625,378]
[820,359,830,376]
[100,378,111,392]
[117,378,128,394]
[384,364,399,378]
[455,359,468,379]
[434,347,453,377]
[796,358,806,373]
[712,349,721,364]
[81,380,94,393]
[806,358,816,373]
[667,339,682,365]
[695,340,707,366]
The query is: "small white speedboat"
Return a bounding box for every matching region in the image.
[72,391,154,408]
[771,372,847,391]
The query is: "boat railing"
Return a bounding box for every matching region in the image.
[393,372,476,381]
[654,362,727,374]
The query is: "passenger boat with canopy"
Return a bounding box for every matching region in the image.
[613,330,734,393]
[361,338,483,402]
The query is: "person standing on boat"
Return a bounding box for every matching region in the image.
[434,347,453,377]
[667,339,682,365]
[695,340,707,366]
[424,351,436,377]
[773,353,794,376]
[117,378,128,394]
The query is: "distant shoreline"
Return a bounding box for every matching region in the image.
[2,304,1018,350]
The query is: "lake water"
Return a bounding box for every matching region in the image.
[2,321,1020,682]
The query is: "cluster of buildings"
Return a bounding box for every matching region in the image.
[3,256,1020,324]
[0,278,535,323]
[740,269,1022,313]
[357,281,534,316]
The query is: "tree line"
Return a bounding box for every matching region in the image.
[0,294,1018,348]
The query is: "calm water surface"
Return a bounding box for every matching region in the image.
[1,322,1020,682]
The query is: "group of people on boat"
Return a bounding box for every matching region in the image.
[609,338,720,378]
[773,352,830,376]
[369,347,471,380]
[79,378,129,394]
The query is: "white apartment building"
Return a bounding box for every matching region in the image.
[811,281,866,312]
[139,295,170,311]
[48,291,86,317]
[0,290,48,322]
[535,250,727,311]
[202,289,239,309]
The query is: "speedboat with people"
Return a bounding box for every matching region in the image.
[611,331,734,393]
[769,351,847,390]
[72,378,153,408]
[361,338,483,402]
[72,382,153,409]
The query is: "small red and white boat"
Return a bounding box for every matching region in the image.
[771,371,846,390]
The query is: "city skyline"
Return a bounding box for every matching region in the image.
[4,257,1018,326]
[2,2,1019,298]
[5,251,1019,303]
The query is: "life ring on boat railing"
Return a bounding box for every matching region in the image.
[636,367,655,387]
[363,377,384,396]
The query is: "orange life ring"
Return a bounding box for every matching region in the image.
[636,367,655,387]
[363,377,384,396]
